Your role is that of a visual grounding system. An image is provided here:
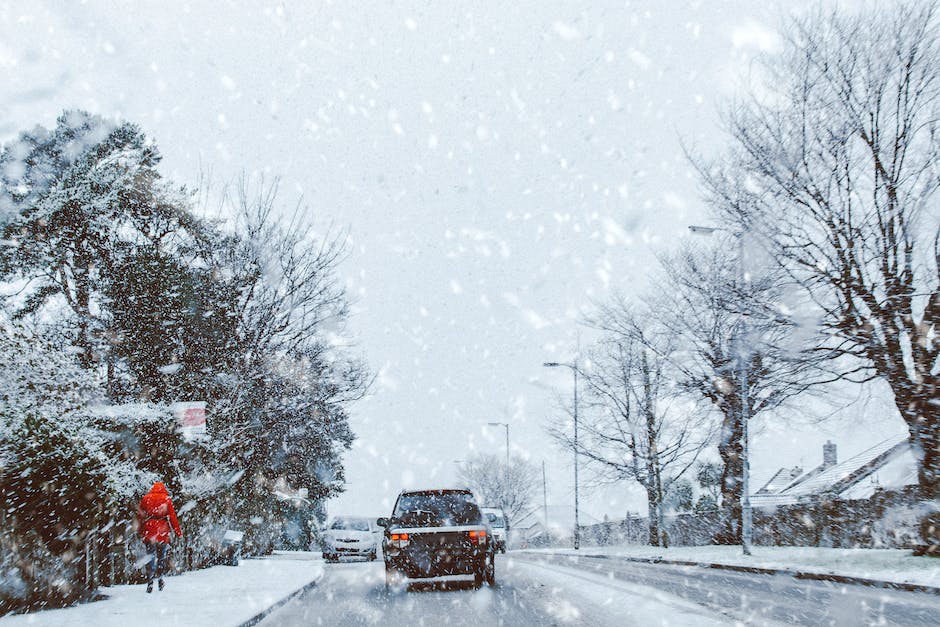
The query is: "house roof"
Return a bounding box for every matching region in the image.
[755,467,803,495]
[839,445,919,500]
[751,436,914,507]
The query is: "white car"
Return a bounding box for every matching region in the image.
[321,517,378,562]
[482,508,508,553]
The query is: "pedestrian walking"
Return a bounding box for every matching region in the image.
[137,481,183,593]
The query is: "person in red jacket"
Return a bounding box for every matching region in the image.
[137,481,183,593]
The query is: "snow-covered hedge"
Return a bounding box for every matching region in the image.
[0,330,215,611]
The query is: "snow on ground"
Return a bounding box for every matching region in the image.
[525,545,940,588]
[0,551,323,627]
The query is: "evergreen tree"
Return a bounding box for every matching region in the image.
[0,111,165,366]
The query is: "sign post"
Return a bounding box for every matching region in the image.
[172,401,207,441]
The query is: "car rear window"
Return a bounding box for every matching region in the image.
[330,518,370,531]
[393,491,482,526]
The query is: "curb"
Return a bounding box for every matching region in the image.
[237,571,322,627]
[520,551,940,596]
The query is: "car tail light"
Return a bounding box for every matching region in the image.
[468,530,486,544]
[389,533,410,548]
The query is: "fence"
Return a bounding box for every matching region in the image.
[579,487,925,549]
[73,518,228,591]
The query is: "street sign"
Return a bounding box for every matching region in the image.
[172,401,207,441]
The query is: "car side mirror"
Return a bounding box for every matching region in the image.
[376,517,390,528]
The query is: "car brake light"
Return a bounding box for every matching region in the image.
[468,530,486,544]
[389,532,410,548]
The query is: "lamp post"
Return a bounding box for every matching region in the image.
[486,422,510,469]
[688,224,752,556]
[543,359,580,550]
[485,422,510,520]
[454,459,471,494]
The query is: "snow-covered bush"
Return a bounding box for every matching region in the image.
[0,328,109,610]
[0,329,185,611]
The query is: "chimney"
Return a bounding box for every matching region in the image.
[823,440,837,467]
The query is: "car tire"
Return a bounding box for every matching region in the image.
[472,568,484,589]
[385,566,405,592]
[484,552,496,586]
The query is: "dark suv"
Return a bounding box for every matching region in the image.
[378,488,495,589]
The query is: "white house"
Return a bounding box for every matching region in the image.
[751,436,917,508]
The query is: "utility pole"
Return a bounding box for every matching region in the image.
[737,234,752,556]
[573,361,579,550]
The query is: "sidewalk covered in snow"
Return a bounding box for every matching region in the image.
[0,552,323,627]
[523,545,940,589]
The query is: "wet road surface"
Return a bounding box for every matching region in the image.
[260,552,939,626]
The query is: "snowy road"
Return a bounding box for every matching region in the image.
[260,553,940,626]
[259,554,731,626]
[517,553,940,626]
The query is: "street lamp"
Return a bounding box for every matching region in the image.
[454,460,470,487]
[688,224,752,556]
[485,422,510,525]
[485,422,510,468]
[543,359,580,550]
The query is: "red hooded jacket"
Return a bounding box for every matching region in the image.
[138,482,183,544]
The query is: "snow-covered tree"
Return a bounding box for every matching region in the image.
[0,111,178,367]
[662,479,694,514]
[694,461,722,513]
[198,179,369,552]
[456,453,539,527]
[702,2,940,552]
[104,239,239,403]
[555,313,714,547]
[1,113,370,594]
[647,243,827,543]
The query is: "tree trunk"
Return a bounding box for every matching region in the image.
[912,410,940,503]
[73,244,95,369]
[645,483,661,547]
[897,375,940,554]
[714,410,743,545]
[653,451,667,548]
[641,350,665,547]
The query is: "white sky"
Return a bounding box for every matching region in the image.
[0,0,908,522]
